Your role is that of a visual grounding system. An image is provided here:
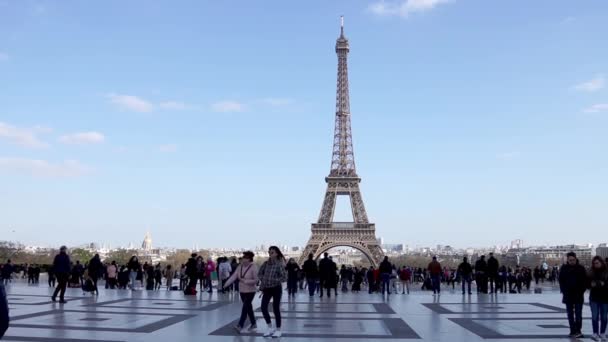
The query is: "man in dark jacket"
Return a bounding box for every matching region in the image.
[427,256,442,295]
[0,279,7,339]
[88,254,103,295]
[302,253,319,297]
[185,253,198,291]
[559,252,587,338]
[458,257,473,295]
[1,260,13,285]
[318,253,332,298]
[487,253,499,294]
[379,256,393,295]
[51,246,71,303]
[475,255,488,294]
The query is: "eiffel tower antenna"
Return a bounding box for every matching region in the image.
[300,17,384,267]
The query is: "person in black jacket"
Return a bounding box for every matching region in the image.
[379,256,393,295]
[51,246,71,303]
[302,253,318,297]
[458,257,473,295]
[487,253,499,294]
[587,256,608,340]
[318,253,332,298]
[0,279,8,339]
[559,252,588,338]
[285,258,300,298]
[185,253,198,292]
[87,254,103,295]
[475,255,488,294]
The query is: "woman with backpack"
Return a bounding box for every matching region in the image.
[258,246,287,338]
[223,251,258,334]
[588,256,608,341]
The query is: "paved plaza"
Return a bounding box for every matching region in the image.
[1,281,593,341]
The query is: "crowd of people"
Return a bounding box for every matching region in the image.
[1,249,607,340]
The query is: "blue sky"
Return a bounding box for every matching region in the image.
[0,0,607,249]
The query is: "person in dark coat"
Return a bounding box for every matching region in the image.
[487,253,499,294]
[587,256,608,340]
[319,253,337,297]
[379,256,393,295]
[458,257,473,295]
[185,253,198,291]
[285,258,300,297]
[51,246,71,303]
[302,253,318,297]
[475,255,488,294]
[559,252,588,338]
[0,278,8,339]
[87,254,103,295]
[318,253,333,298]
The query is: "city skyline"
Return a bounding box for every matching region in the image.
[1,1,607,249]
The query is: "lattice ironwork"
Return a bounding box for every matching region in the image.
[301,17,383,268]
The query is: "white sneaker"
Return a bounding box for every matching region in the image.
[248,324,257,332]
[272,330,282,338]
[263,328,275,337]
[592,334,601,341]
[600,333,606,342]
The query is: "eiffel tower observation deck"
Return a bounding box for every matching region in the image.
[300,17,384,267]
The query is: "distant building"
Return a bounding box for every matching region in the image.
[596,244,608,259]
[142,232,152,251]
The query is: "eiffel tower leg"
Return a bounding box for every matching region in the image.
[318,187,337,223]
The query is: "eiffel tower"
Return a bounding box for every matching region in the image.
[300,17,384,267]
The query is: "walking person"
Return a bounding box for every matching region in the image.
[458,257,473,295]
[428,256,442,295]
[399,267,411,294]
[258,246,287,338]
[48,266,56,288]
[1,260,13,286]
[196,256,206,292]
[218,257,232,294]
[559,252,588,338]
[164,265,175,291]
[51,246,71,303]
[205,257,216,293]
[127,256,140,290]
[475,255,488,294]
[487,253,499,294]
[318,253,331,298]
[302,253,318,297]
[185,253,198,294]
[0,277,8,339]
[223,251,259,334]
[154,263,162,290]
[286,258,300,298]
[379,256,392,295]
[87,254,103,295]
[588,256,608,341]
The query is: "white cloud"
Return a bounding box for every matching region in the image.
[159,144,178,153]
[573,75,605,92]
[107,93,154,113]
[211,101,245,113]
[0,158,91,178]
[0,121,49,148]
[58,131,105,145]
[260,98,293,107]
[159,101,189,110]
[368,0,452,17]
[0,52,8,61]
[583,103,608,113]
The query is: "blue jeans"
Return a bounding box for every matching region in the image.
[461,275,472,293]
[381,273,391,294]
[566,303,583,334]
[129,271,137,288]
[0,283,8,339]
[307,279,316,296]
[431,275,441,294]
[590,301,608,335]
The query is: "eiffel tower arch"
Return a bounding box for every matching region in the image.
[300,17,384,268]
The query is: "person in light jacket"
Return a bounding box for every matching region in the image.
[223,251,258,334]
